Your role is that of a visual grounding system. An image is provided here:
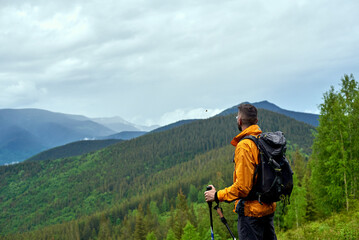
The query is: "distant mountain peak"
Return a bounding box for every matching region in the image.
[251,100,283,111]
[217,100,319,127]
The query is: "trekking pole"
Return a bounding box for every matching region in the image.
[206,186,215,240]
[214,205,236,240]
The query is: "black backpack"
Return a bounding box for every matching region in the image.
[241,131,293,204]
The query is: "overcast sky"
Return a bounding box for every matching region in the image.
[1,0,358,126]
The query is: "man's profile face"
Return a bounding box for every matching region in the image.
[237,112,242,132]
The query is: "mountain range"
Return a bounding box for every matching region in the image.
[0,109,115,165]
[0,109,158,165]
[0,106,315,238]
[0,101,319,166]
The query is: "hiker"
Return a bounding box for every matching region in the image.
[204,103,277,240]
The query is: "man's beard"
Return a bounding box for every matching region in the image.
[238,124,242,132]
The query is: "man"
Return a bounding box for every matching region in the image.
[204,103,277,240]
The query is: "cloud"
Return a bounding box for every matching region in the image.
[0,0,358,124]
[145,108,223,126]
[0,80,47,107]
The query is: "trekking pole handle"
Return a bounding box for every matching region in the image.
[206,186,215,240]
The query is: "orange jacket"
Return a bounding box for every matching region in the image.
[217,124,276,217]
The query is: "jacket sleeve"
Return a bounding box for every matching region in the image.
[217,142,256,202]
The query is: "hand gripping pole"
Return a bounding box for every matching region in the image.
[206,186,215,240]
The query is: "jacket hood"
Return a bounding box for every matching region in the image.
[231,124,262,146]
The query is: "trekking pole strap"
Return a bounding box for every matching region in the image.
[214,203,236,240]
[214,205,223,217]
[214,205,227,224]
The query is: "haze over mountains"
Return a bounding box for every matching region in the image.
[0,101,319,166]
[0,109,159,165]
[0,109,113,165]
[91,116,159,132]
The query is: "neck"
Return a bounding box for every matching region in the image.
[241,124,250,131]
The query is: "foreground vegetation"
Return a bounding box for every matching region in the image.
[278,201,359,240]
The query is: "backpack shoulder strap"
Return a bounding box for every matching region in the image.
[239,135,263,202]
[240,135,260,148]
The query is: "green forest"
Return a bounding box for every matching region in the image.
[0,74,358,239]
[26,139,123,162]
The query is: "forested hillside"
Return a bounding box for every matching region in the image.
[0,145,308,240]
[26,139,122,162]
[0,108,314,238]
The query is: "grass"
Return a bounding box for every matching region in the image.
[278,201,359,240]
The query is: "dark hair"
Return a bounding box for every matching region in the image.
[238,103,258,126]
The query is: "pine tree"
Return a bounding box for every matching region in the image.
[145,203,158,237]
[119,215,135,240]
[197,186,207,203]
[81,220,92,240]
[284,174,307,229]
[187,185,198,203]
[161,196,170,212]
[291,148,307,183]
[181,221,200,240]
[134,204,147,240]
[146,231,157,240]
[352,88,359,199]
[173,190,189,239]
[98,215,112,240]
[204,228,221,240]
[149,201,160,216]
[165,229,176,240]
